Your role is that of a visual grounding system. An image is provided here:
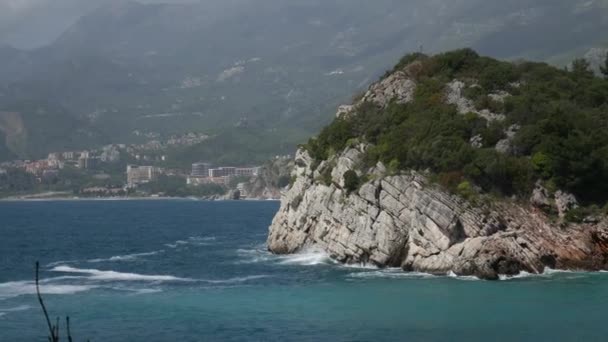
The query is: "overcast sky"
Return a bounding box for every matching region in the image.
[0,0,198,48]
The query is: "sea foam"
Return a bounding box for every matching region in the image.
[165,236,217,249]
[87,250,164,263]
[277,249,337,266]
[0,304,33,317]
[50,265,193,282]
[348,270,437,279]
[0,280,96,300]
[200,275,270,284]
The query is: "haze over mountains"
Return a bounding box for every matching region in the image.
[0,0,607,163]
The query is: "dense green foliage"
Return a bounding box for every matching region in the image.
[307,49,608,205]
[343,170,361,194]
[0,169,37,193]
[0,100,107,160]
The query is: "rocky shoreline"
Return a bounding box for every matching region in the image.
[267,147,608,280]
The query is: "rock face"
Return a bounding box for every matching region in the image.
[362,71,416,107]
[445,80,506,122]
[268,147,608,280]
[335,67,417,119]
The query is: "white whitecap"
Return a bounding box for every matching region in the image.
[543,268,581,275]
[498,271,538,280]
[447,271,481,281]
[235,246,276,264]
[87,250,164,263]
[200,275,270,284]
[0,280,96,300]
[165,236,216,249]
[499,268,604,281]
[109,286,163,295]
[133,288,163,295]
[50,265,193,282]
[189,236,216,242]
[341,263,381,270]
[47,259,79,267]
[277,249,337,266]
[0,305,32,312]
[348,270,437,279]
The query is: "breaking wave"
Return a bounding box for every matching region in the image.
[277,249,337,266]
[348,270,437,279]
[447,271,481,281]
[49,265,268,286]
[165,236,216,249]
[0,280,96,300]
[87,250,164,263]
[0,304,33,317]
[499,268,605,281]
[200,275,271,284]
[0,304,32,312]
[237,245,337,266]
[50,266,193,282]
[235,245,275,264]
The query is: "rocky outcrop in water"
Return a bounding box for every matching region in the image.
[267,146,608,280]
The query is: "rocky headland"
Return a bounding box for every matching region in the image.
[267,50,608,280]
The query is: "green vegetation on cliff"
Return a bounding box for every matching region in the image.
[306,49,608,205]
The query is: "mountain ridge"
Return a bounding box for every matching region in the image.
[1,0,607,162]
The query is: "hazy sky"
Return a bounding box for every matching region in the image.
[0,0,197,48]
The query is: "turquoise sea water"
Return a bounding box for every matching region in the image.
[1,200,608,341]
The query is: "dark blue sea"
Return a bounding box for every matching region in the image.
[1,200,608,341]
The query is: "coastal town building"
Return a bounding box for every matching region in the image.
[100,145,121,163]
[46,158,64,169]
[191,163,212,177]
[209,167,237,178]
[235,167,260,177]
[62,152,76,160]
[48,153,61,161]
[25,160,56,175]
[127,165,161,187]
[187,165,260,187]
[78,156,99,170]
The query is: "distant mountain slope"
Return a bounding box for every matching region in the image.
[0,99,106,160]
[1,0,607,162]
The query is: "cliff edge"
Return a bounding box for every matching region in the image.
[268,147,608,280]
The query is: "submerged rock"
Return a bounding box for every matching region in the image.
[268,148,608,280]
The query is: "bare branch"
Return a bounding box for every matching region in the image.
[36,261,57,342]
[55,316,60,341]
[67,316,73,342]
